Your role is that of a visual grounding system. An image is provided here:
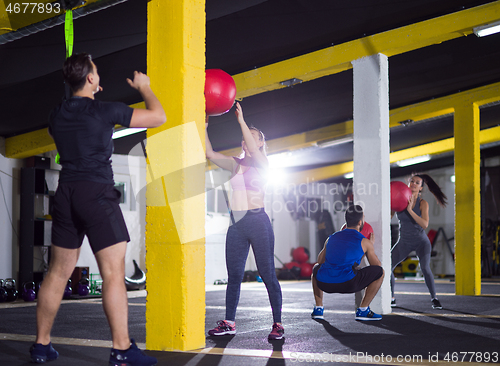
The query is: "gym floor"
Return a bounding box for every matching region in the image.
[1,278,499,365]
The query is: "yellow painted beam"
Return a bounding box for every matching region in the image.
[286,125,500,184]
[390,82,500,126]
[454,104,481,296]
[213,121,355,161]
[4,128,55,159]
[480,124,500,145]
[145,0,206,351]
[268,122,354,152]
[233,1,500,99]
[389,138,455,164]
[213,81,500,160]
[287,161,354,185]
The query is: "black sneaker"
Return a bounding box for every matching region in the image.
[391,299,397,307]
[30,342,59,363]
[431,298,443,309]
[109,339,157,366]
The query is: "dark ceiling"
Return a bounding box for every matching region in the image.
[1,0,500,181]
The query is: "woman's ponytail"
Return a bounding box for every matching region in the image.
[415,173,447,207]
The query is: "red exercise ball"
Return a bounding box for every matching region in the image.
[205,69,237,116]
[300,262,313,278]
[292,247,310,264]
[390,181,412,212]
[341,222,373,239]
[360,222,373,239]
[284,261,301,270]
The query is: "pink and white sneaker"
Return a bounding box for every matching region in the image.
[208,320,236,336]
[268,323,284,340]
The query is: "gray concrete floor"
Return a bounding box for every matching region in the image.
[1,278,499,365]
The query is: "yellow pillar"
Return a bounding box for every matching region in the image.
[145,0,206,350]
[454,103,481,295]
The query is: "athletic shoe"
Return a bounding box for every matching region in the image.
[29,342,59,363]
[431,298,443,309]
[311,306,324,319]
[208,320,236,336]
[391,299,397,307]
[355,307,382,321]
[268,323,284,340]
[109,339,157,366]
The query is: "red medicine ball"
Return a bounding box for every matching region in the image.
[284,262,301,270]
[205,69,237,116]
[292,247,310,264]
[360,222,373,239]
[341,222,373,239]
[390,181,412,212]
[300,262,313,278]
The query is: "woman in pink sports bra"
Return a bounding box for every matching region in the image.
[205,102,284,340]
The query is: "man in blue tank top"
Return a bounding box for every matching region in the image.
[311,205,385,321]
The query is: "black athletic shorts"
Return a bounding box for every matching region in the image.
[313,263,383,294]
[51,181,130,253]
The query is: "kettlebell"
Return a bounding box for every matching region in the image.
[0,280,7,303]
[63,279,72,299]
[22,282,36,302]
[78,278,90,297]
[4,278,18,302]
[35,281,43,299]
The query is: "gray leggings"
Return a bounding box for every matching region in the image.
[391,235,437,299]
[225,208,282,323]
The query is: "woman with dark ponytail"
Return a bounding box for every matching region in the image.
[391,173,447,309]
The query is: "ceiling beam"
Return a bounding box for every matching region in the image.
[4,103,144,159]
[5,2,500,159]
[5,128,55,159]
[233,1,500,99]
[218,81,500,158]
[286,125,500,185]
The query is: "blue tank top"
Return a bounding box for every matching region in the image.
[316,229,365,283]
[396,196,425,237]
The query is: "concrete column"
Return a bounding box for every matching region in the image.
[145,0,206,350]
[352,54,391,314]
[454,104,481,295]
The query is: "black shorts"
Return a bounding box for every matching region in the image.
[313,263,383,294]
[51,181,130,253]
